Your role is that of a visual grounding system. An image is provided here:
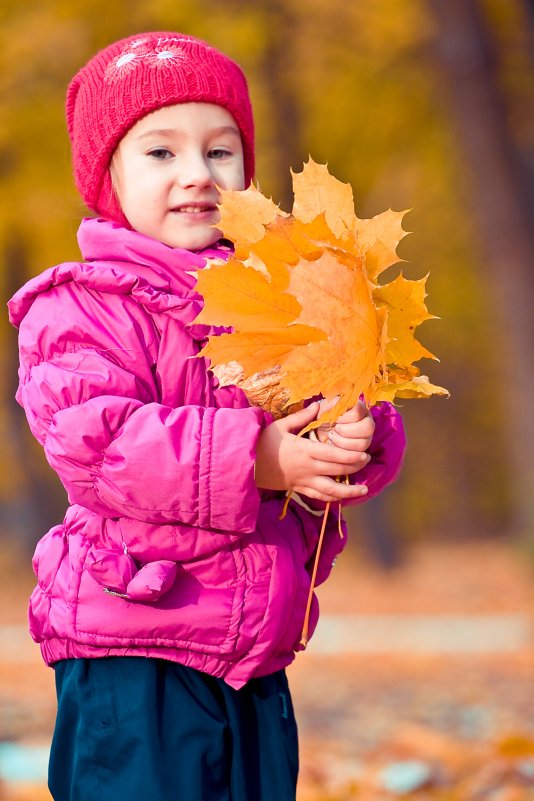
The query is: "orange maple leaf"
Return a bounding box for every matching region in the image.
[193,158,448,432]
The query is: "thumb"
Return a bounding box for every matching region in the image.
[278,402,319,434]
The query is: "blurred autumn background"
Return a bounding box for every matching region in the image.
[1,0,534,799]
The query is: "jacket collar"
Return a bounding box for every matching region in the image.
[77,217,231,297]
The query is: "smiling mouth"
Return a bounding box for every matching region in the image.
[172,205,217,214]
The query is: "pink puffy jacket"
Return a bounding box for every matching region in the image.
[8,218,406,688]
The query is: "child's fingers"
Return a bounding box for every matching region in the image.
[296,477,368,502]
[334,400,369,424]
[312,456,370,477]
[307,437,367,466]
[327,427,374,451]
[334,414,374,433]
[319,477,368,500]
[309,445,371,476]
[329,414,375,448]
[278,402,319,433]
[317,395,340,415]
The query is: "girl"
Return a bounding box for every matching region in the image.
[8,32,406,801]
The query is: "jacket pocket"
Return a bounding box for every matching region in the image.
[74,543,247,656]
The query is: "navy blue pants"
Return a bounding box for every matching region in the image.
[49,657,298,801]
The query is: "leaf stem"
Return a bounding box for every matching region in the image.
[300,501,331,647]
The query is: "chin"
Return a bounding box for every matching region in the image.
[167,230,221,252]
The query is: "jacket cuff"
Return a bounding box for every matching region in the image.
[199,406,267,533]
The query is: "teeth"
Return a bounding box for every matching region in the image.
[177,206,211,213]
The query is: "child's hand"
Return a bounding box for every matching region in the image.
[315,399,375,453]
[254,402,371,503]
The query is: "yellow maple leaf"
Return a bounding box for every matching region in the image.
[291,160,356,238]
[373,272,437,366]
[217,182,280,259]
[193,158,448,430]
[280,249,386,426]
[354,207,410,281]
[201,326,327,378]
[375,372,449,403]
[194,256,299,329]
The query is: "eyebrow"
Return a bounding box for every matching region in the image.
[135,125,241,141]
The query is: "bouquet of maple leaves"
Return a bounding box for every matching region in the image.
[193,158,447,431]
[192,159,447,646]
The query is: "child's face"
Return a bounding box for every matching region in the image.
[111,102,245,251]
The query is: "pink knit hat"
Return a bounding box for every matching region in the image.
[66,32,255,226]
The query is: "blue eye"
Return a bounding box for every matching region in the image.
[148,148,173,160]
[208,148,231,160]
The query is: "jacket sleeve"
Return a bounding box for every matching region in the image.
[344,401,406,503]
[16,284,265,533]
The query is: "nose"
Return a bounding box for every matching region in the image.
[176,151,214,188]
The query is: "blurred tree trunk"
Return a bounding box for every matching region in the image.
[522,0,534,37]
[429,0,534,539]
[255,0,307,208]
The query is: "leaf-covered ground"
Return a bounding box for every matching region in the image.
[1,538,534,800]
[292,539,534,800]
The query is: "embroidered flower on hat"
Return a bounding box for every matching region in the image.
[105,49,143,80]
[116,52,138,68]
[150,45,187,68]
[105,41,186,80]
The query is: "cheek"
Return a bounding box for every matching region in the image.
[124,175,165,211]
[213,160,245,191]
[227,174,245,192]
[234,162,246,191]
